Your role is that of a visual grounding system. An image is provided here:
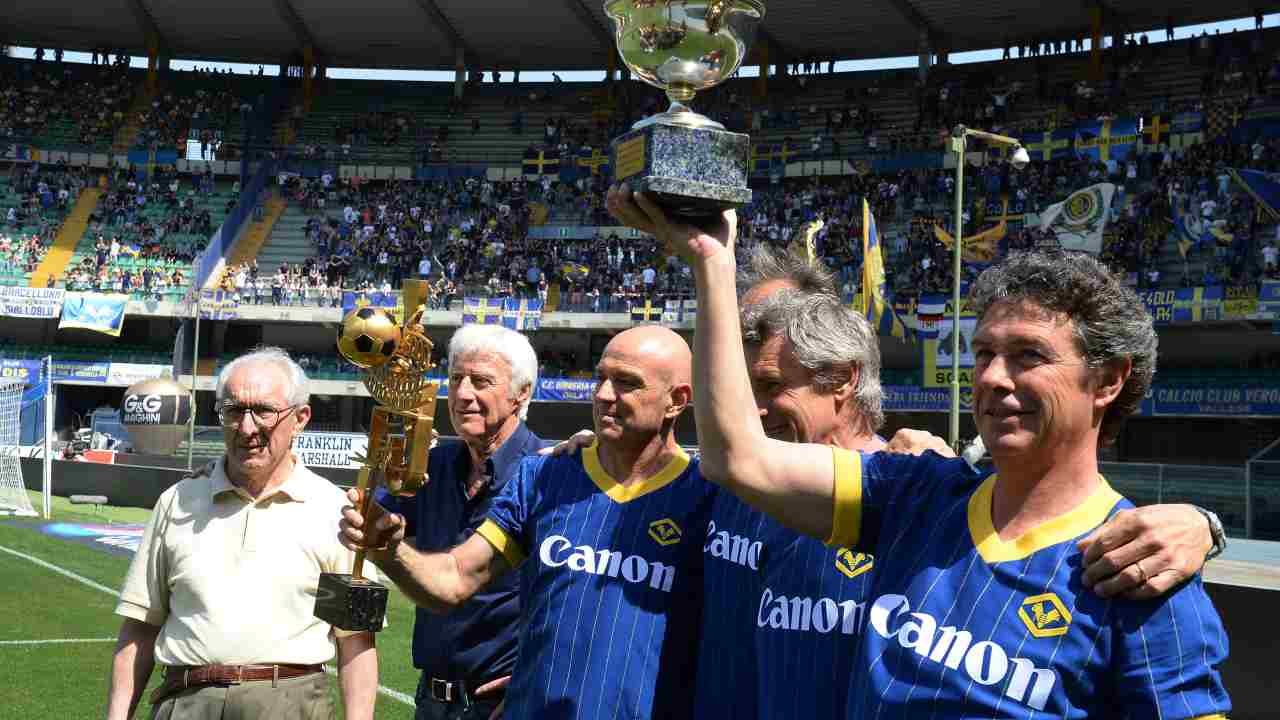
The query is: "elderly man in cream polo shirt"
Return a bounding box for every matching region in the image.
[105,347,378,720]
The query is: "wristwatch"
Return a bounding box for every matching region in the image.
[1193,506,1227,562]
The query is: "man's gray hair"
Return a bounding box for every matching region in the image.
[448,324,539,421]
[216,346,310,408]
[968,250,1158,445]
[741,289,885,432]
[736,243,838,299]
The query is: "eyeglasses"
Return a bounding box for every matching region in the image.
[217,402,297,429]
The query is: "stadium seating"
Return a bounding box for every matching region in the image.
[1,60,140,151]
[58,180,238,298]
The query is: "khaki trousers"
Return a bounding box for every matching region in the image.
[150,672,335,720]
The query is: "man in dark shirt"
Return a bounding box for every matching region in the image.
[376,323,545,720]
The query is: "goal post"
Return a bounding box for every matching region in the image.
[0,377,38,517]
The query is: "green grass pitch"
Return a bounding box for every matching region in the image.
[0,491,420,718]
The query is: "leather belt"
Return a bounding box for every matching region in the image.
[151,663,323,705]
[425,676,502,706]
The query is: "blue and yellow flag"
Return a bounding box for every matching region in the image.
[59,292,128,336]
[629,300,663,324]
[462,297,504,325]
[1021,129,1074,162]
[1141,115,1172,148]
[861,200,911,342]
[1172,286,1225,323]
[1073,119,1139,163]
[198,289,239,320]
[522,148,560,176]
[502,298,542,331]
[577,147,611,177]
[750,144,775,176]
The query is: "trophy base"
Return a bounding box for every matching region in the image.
[612,119,751,224]
[314,572,389,633]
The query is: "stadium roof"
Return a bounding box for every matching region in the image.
[6,0,1267,72]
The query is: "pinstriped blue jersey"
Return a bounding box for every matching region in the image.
[694,448,878,720]
[754,513,876,719]
[831,450,1231,720]
[693,488,768,720]
[478,443,715,720]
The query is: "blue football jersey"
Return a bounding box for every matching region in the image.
[754,520,875,718]
[478,442,715,720]
[828,449,1231,720]
[694,487,769,720]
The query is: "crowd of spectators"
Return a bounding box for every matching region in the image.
[0,60,133,148]
[134,71,255,154]
[0,232,49,279]
[60,164,221,294]
[14,24,1280,309]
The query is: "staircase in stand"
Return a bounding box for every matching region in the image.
[30,188,102,288]
[111,83,155,153]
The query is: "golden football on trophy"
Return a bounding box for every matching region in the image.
[337,307,402,369]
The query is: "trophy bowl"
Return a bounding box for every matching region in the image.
[605,0,765,221]
[605,0,765,117]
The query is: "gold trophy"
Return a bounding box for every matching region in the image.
[605,0,765,222]
[314,280,441,632]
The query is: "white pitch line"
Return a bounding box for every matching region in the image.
[0,543,120,597]
[0,543,415,708]
[0,638,116,645]
[324,666,415,707]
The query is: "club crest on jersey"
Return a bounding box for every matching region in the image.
[648,518,683,546]
[1017,593,1073,638]
[834,548,874,578]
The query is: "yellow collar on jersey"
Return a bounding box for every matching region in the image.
[582,440,690,503]
[969,474,1123,563]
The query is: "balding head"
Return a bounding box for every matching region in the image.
[602,325,692,388]
[593,325,693,445]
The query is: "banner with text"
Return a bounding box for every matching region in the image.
[881,384,1279,417]
[0,358,42,384]
[0,287,65,319]
[293,432,369,468]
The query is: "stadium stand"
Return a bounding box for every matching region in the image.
[56,168,236,299]
[0,59,137,151]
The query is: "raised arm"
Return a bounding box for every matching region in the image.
[340,489,510,613]
[607,186,842,541]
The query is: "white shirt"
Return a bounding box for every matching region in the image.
[116,458,374,665]
[1263,245,1278,264]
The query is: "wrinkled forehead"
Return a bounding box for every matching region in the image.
[223,362,291,404]
[452,350,513,380]
[975,298,1078,342]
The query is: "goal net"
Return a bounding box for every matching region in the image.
[0,379,37,517]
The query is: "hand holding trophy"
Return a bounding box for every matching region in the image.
[315,280,441,632]
[606,0,765,224]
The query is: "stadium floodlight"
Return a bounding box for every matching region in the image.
[1009,144,1031,170]
[946,125,1031,449]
